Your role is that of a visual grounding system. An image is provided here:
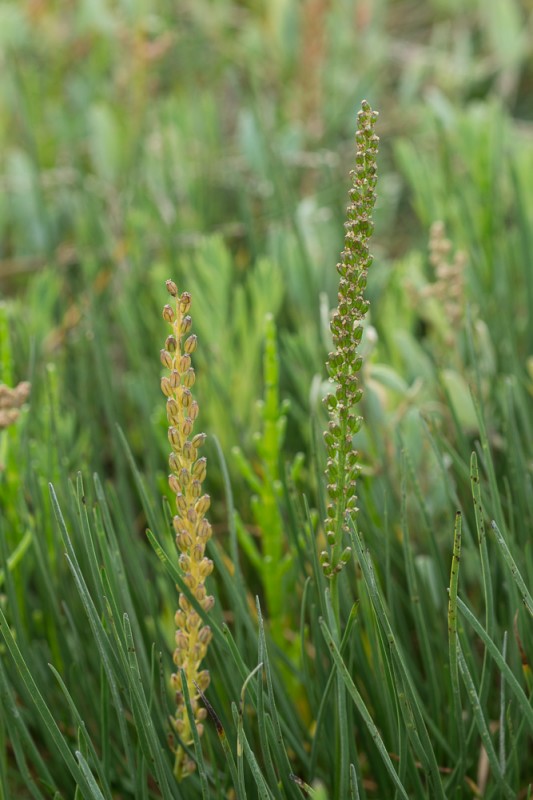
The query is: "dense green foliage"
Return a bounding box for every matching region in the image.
[1,1,533,798]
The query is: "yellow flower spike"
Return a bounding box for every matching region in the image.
[160,280,214,781]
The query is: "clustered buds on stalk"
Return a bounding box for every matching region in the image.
[161,279,213,780]
[321,101,379,578]
[0,381,30,430]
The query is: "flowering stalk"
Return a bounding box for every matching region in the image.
[160,279,214,780]
[321,101,379,580]
[0,381,31,430]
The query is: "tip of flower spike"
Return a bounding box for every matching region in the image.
[166,279,178,296]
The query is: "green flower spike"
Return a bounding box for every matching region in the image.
[161,279,213,780]
[321,101,379,579]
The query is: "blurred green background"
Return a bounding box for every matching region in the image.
[3,0,533,529]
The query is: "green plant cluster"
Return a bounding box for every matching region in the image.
[2,2,533,798]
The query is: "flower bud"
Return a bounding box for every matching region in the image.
[170,370,180,389]
[165,334,177,353]
[166,397,180,422]
[196,670,210,691]
[160,376,173,397]
[192,433,206,449]
[181,388,192,408]
[190,480,202,498]
[189,401,199,421]
[197,519,212,542]
[184,334,197,354]
[176,493,188,513]
[166,279,178,296]
[170,670,182,690]
[192,543,204,562]
[183,572,195,589]
[199,558,214,578]
[174,609,187,628]
[176,530,193,550]
[168,474,180,494]
[162,304,175,323]
[180,315,192,335]
[179,292,192,314]
[181,418,193,437]
[202,595,214,613]
[182,368,196,388]
[173,718,185,736]
[192,458,207,481]
[179,594,191,612]
[195,494,211,516]
[168,427,181,447]
[195,583,206,602]
[160,349,173,369]
[179,354,191,373]
[178,552,191,571]
[188,610,200,628]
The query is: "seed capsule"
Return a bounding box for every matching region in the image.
[190,480,202,498]
[165,335,177,353]
[180,315,192,335]
[179,354,191,373]
[192,433,206,448]
[192,458,207,481]
[160,349,173,369]
[162,304,175,323]
[179,292,192,314]
[184,334,197,354]
[168,474,180,494]
[161,376,173,397]
[195,494,211,516]
[182,368,196,388]
[168,427,181,447]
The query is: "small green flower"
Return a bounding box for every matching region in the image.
[321,101,379,578]
[161,279,213,780]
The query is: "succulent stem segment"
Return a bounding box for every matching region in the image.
[321,101,379,579]
[160,279,214,780]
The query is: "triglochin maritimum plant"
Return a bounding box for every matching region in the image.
[160,279,214,780]
[321,101,379,581]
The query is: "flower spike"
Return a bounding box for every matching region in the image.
[161,280,213,780]
[321,101,379,578]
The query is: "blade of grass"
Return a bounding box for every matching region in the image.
[349,522,447,800]
[0,606,95,799]
[447,511,465,784]
[309,602,359,777]
[319,616,409,800]
[470,451,495,710]
[75,752,106,800]
[456,597,533,731]
[50,485,136,775]
[48,664,113,800]
[457,643,515,800]
[490,520,533,616]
